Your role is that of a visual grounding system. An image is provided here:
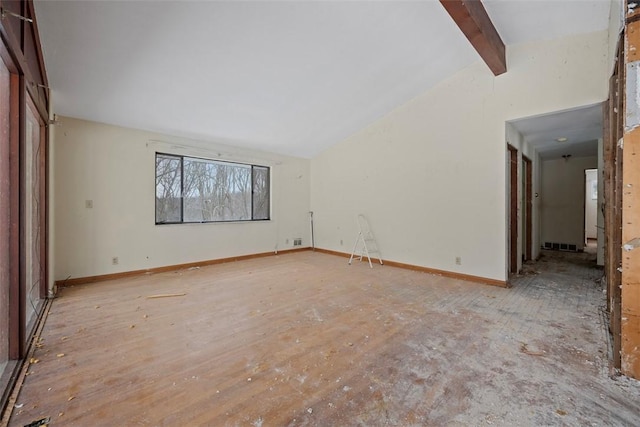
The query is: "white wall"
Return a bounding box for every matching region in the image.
[310,30,610,282]
[585,168,598,240]
[53,117,310,281]
[608,0,623,76]
[540,156,598,249]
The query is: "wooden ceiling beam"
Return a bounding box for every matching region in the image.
[440,0,506,76]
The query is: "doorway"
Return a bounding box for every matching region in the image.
[584,169,598,254]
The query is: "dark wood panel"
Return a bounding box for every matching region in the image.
[604,37,623,370]
[523,155,532,262]
[0,1,23,60]
[0,0,48,120]
[16,75,25,360]
[508,144,518,276]
[0,39,12,370]
[7,72,19,361]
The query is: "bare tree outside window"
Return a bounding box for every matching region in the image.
[155,154,182,223]
[155,153,270,224]
[252,166,269,220]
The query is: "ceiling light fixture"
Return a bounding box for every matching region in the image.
[556,137,568,142]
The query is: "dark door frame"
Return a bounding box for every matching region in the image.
[522,155,532,261]
[508,144,518,276]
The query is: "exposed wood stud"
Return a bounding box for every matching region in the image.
[621,13,640,379]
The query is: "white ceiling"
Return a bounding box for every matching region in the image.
[35,0,614,158]
[509,104,602,160]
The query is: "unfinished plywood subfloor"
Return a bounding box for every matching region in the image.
[6,251,640,426]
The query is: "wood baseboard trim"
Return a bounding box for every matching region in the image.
[55,247,312,288]
[314,248,509,288]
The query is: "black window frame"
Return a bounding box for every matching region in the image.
[155,152,270,225]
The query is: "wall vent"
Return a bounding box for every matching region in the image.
[293,238,302,246]
[543,242,579,252]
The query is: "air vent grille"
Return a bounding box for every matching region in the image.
[543,242,579,252]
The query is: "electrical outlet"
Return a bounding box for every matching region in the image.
[85,200,93,209]
[286,238,289,245]
[293,238,302,246]
[455,256,461,265]
[340,239,343,246]
[112,257,119,265]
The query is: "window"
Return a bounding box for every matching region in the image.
[155,153,270,224]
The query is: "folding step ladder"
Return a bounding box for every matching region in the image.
[348,214,383,268]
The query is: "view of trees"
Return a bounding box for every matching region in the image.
[155,154,182,222]
[155,154,270,223]
[252,166,269,220]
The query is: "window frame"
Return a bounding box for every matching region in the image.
[155,152,271,225]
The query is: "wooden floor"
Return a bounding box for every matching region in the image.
[5,251,640,426]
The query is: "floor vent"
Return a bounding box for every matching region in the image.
[543,242,578,252]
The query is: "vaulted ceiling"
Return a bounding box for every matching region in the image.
[35,0,614,158]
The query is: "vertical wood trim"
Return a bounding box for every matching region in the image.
[18,75,26,359]
[508,144,518,275]
[43,111,48,300]
[605,77,615,316]
[8,72,20,360]
[25,96,46,300]
[29,96,46,300]
[523,156,532,261]
[613,35,624,371]
[604,36,624,371]
[603,100,611,316]
[621,10,640,378]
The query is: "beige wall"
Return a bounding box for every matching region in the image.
[52,30,615,283]
[310,30,611,281]
[53,117,310,281]
[540,156,598,250]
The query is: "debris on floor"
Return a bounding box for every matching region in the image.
[23,417,50,427]
[146,293,187,299]
[520,343,545,356]
[7,250,640,426]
